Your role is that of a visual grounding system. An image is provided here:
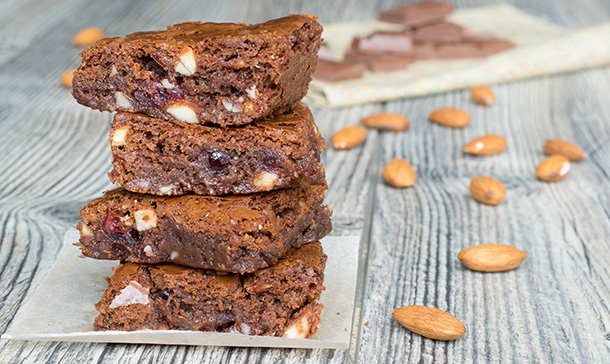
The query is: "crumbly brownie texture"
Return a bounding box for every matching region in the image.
[72,14,322,126]
[109,104,326,196]
[77,185,331,273]
[94,241,326,338]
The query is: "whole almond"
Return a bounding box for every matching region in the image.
[458,244,527,272]
[72,27,104,46]
[470,176,505,205]
[470,86,495,106]
[383,158,416,188]
[361,113,410,131]
[60,69,75,88]
[331,126,367,150]
[543,139,585,161]
[536,154,571,182]
[464,134,507,155]
[392,305,465,341]
[429,107,470,128]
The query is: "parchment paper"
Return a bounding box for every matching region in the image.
[1,230,359,349]
[304,4,610,107]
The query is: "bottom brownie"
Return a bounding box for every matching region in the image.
[94,241,327,338]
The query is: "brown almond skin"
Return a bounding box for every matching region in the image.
[383,159,416,188]
[458,244,527,272]
[543,139,586,161]
[60,69,75,88]
[361,113,410,131]
[536,154,571,182]
[392,305,466,341]
[331,126,367,150]
[464,134,507,155]
[72,27,104,46]
[429,107,470,128]
[470,86,495,106]
[470,176,505,205]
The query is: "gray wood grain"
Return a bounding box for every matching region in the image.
[1,0,609,363]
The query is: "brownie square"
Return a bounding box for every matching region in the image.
[108,104,326,196]
[72,14,322,126]
[77,185,331,273]
[94,241,326,338]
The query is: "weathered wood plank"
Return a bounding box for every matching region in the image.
[355,74,610,363]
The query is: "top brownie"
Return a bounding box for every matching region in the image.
[72,14,322,126]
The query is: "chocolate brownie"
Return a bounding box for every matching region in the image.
[72,15,322,126]
[77,185,332,273]
[94,241,326,338]
[108,104,326,196]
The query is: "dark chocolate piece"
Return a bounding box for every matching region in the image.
[93,241,326,338]
[77,185,332,273]
[345,51,413,73]
[313,59,367,82]
[414,42,484,60]
[414,35,515,60]
[72,15,322,126]
[379,1,453,27]
[413,22,465,43]
[108,104,326,196]
[465,34,516,55]
[351,31,414,55]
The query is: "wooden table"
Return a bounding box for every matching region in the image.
[1,0,609,362]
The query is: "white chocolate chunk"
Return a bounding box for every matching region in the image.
[115,91,132,109]
[143,245,154,257]
[111,125,129,147]
[134,209,157,231]
[161,78,175,89]
[559,161,571,176]
[253,172,278,191]
[110,281,149,308]
[170,251,179,259]
[239,323,251,335]
[174,47,197,76]
[158,186,174,194]
[80,223,93,237]
[222,99,243,113]
[110,65,118,76]
[167,104,199,124]
[245,85,258,100]
[282,314,310,339]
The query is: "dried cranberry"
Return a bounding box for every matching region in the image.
[132,79,183,108]
[262,156,281,173]
[151,289,171,300]
[102,209,141,242]
[261,253,278,265]
[102,210,125,237]
[208,150,230,171]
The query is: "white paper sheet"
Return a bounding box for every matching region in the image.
[1,230,359,349]
[304,4,610,107]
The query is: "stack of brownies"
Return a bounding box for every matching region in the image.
[71,14,332,338]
